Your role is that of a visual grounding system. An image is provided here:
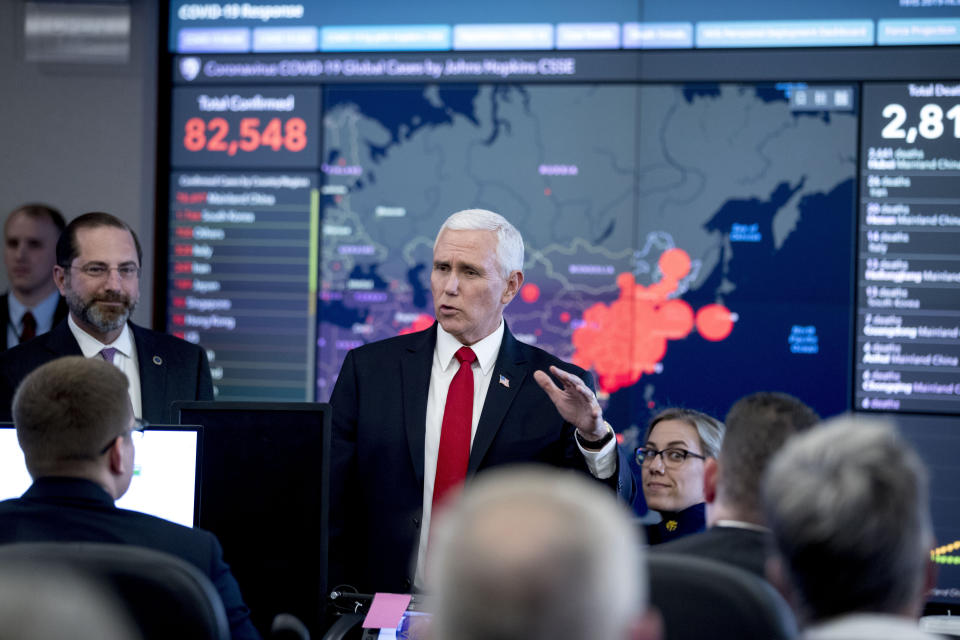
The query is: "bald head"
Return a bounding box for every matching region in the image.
[429,467,652,640]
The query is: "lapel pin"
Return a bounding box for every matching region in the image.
[153,355,163,366]
[499,374,510,388]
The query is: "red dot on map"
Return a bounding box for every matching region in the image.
[659,248,691,280]
[648,401,656,409]
[338,157,346,166]
[696,304,735,342]
[520,283,540,303]
[560,311,571,323]
[544,188,552,196]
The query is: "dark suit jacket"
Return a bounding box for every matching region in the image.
[0,319,213,423]
[329,322,636,593]
[653,524,772,579]
[0,477,260,640]
[0,292,68,351]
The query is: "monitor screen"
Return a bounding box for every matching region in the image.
[0,424,202,528]
[173,401,330,636]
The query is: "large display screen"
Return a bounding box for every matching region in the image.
[161,0,960,610]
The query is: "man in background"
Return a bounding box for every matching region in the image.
[0,356,259,640]
[429,467,661,640]
[655,391,819,577]
[0,211,212,423]
[762,416,938,640]
[2,203,68,350]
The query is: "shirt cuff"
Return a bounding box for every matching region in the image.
[577,423,617,479]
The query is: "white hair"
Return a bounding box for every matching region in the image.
[428,467,646,640]
[435,209,524,277]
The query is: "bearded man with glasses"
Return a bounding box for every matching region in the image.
[0,212,212,423]
[637,407,724,544]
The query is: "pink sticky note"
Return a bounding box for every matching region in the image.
[362,593,412,629]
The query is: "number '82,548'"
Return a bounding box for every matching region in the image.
[183,117,307,155]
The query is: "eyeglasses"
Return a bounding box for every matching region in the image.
[635,446,705,468]
[98,418,148,455]
[70,263,141,280]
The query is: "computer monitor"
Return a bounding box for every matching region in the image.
[172,401,330,636]
[0,423,203,528]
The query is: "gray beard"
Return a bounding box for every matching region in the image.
[66,289,136,334]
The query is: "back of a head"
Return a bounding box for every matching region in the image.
[13,356,131,478]
[429,467,646,640]
[762,415,932,622]
[718,392,819,521]
[436,209,524,276]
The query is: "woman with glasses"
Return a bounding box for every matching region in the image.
[637,408,724,544]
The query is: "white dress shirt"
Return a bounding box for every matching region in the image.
[413,321,617,586]
[67,315,142,419]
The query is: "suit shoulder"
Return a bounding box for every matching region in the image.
[116,507,216,546]
[348,328,430,360]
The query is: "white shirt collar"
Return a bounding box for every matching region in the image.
[435,320,504,376]
[67,314,134,359]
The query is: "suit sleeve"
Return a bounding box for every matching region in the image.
[578,369,637,505]
[204,533,262,640]
[327,349,360,589]
[196,345,214,401]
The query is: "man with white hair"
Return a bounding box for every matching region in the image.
[329,208,635,593]
[429,467,661,640]
[762,416,938,640]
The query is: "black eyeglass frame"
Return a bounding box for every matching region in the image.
[635,446,706,467]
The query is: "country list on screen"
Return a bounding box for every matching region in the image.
[168,171,319,401]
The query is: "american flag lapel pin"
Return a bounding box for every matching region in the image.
[499,374,510,388]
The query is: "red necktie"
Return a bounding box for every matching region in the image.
[432,346,477,510]
[19,311,36,343]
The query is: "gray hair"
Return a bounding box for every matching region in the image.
[646,408,724,459]
[14,356,131,478]
[429,467,646,640]
[762,415,932,622]
[435,209,524,278]
[718,392,819,522]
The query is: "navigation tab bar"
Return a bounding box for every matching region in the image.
[172,17,960,53]
[696,20,875,48]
